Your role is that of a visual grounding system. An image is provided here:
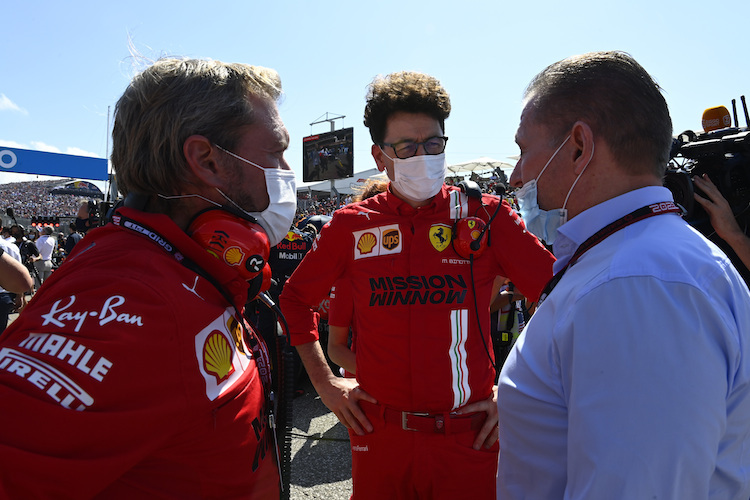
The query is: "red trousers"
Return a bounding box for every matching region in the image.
[348,401,498,500]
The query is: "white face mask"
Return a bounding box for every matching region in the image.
[515,135,593,245]
[381,149,447,202]
[216,146,297,247]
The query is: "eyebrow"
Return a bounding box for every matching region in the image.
[387,134,443,144]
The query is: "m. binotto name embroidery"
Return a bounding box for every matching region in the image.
[40,295,144,332]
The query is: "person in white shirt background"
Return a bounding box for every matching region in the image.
[31,225,56,288]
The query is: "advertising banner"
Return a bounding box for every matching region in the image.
[0,147,108,181]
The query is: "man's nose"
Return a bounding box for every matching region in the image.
[509,164,524,188]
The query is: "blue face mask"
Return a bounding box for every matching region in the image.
[515,179,566,245]
[515,135,593,245]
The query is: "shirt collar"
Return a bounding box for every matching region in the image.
[552,186,674,274]
[384,183,448,216]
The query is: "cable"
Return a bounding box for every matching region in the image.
[288,432,350,443]
[468,254,499,376]
[469,199,503,252]
[258,292,293,500]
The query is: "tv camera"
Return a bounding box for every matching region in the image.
[664,95,750,280]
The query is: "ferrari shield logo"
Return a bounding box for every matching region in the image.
[429,224,452,252]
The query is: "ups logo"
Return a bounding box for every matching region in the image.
[382,229,400,250]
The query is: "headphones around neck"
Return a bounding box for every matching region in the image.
[123,192,272,300]
[188,208,272,299]
[451,180,497,259]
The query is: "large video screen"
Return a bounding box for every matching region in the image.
[302,127,354,182]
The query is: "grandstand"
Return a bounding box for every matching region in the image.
[0,179,88,230]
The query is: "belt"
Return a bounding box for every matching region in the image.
[383,407,485,434]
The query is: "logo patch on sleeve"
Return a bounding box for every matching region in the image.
[202,331,235,383]
[195,309,251,401]
[353,224,402,260]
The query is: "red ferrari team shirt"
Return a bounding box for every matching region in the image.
[0,208,279,499]
[281,185,555,412]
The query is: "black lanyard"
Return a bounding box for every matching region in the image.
[538,201,682,305]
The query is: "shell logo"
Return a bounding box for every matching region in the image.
[357,232,377,254]
[467,220,482,240]
[203,331,235,383]
[224,246,245,267]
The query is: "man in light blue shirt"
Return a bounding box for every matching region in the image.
[497,51,750,499]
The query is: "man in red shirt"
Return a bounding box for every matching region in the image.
[281,71,555,499]
[0,58,297,499]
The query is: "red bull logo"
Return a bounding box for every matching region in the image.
[285,231,303,242]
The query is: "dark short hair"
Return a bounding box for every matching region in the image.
[524,51,673,177]
[363,71,451,144]
[112,58,282,197]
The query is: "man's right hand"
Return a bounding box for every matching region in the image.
[295,341,377,435]
[315,374,377,435]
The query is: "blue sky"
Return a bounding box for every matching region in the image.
[2,0,749,193]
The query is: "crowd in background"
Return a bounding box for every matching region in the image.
[0,181,91,325]
[0,179,87,219]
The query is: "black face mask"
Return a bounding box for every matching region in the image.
[75,217,93,233]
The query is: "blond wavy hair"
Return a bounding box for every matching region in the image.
[111,58,282,197]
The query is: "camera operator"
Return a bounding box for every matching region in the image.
[693,173,750,271]
[74,199,100,233]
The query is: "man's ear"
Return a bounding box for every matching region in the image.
[371,143,387,172]
[570,121,595,175]
[183,135,224,187]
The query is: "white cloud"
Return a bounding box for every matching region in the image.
[28,141,61,153]
[0,140,26,149]
[0,94,27,115]
[65,146,101,158]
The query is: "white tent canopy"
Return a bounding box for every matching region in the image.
[297,168,387,198]
[447,156,515,174]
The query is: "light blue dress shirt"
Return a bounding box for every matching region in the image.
[497,186,750,499]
